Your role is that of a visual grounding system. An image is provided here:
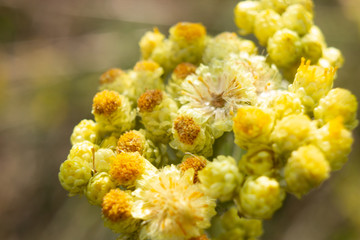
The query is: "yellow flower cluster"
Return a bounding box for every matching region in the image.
[58,0,358,239]
[234,0,344,80]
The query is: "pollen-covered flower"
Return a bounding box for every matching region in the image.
[98,69,135,105]
[170,110,214,157]
[138,89,178,143]
[180,56,257,138]
[233,106,275,149]
[129,60,165,103]
[109,152,157,187]
[167,62,198,102]
[116,129,164,167]
[102,189,140,233]
[132,165,216,240]
[146,22,207,74]
[284,145,330,198]
[179,155,208,183]
[92,90,136,134]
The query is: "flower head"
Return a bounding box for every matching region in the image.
[180,56,258,138]
[109,152,145,186]
[93,90,122,116]
[137,89,163,112]
[134,60,161,72]
[132,165,216,240]
[233,106,274,149]
[102,188,140,233]
[100,68,125,85]
[284,145,330,197]
[116,130,146,154]
[170,22,206,42]
[173,62,197,79]
[179,155,208,183]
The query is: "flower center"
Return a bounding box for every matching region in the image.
[210,92,226,108]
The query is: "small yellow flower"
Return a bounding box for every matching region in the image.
[139,27,165,59]
[170,22,206,42]
[235,176,285,219]
[99,68,125,85]
[102,188,132,221]
[319,47,344,69]
[313,117,353,171]
[138,90,179,143]
[117,130,146,154]
[179,155,208,183]
[257,91,304,120]
[109,152,156,187]
[93,90,122,116]
[58,156,92,196]
[234,1,261,35]
[92,90,136,133]
[314,88,358,130]
[198,155,244,202]
[267,29,302,68]
[282,4,313,36]
[133,60,161,72]
[70,119,98,145]
[174,115,201,145]
[170,110,214,157]
[68,141,97,163]
[239,146,278,177]
[284,145,330,198]
[202,32,257,63]
[271,114,315,155]
[173,62,197,80]
[167,63,198,101]
[102,189,140,233]
[233,106,274,149]
[254,9,282,46]
[85,172,116,205]
[289,58,337,112]
[132,165,216,240]
[137,89,163,113]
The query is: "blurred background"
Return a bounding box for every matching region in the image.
[0,0,359,239]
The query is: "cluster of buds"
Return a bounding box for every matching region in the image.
[59,0,358,239]
[234,0,344,80]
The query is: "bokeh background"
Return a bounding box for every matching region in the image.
[1,0,360,239]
